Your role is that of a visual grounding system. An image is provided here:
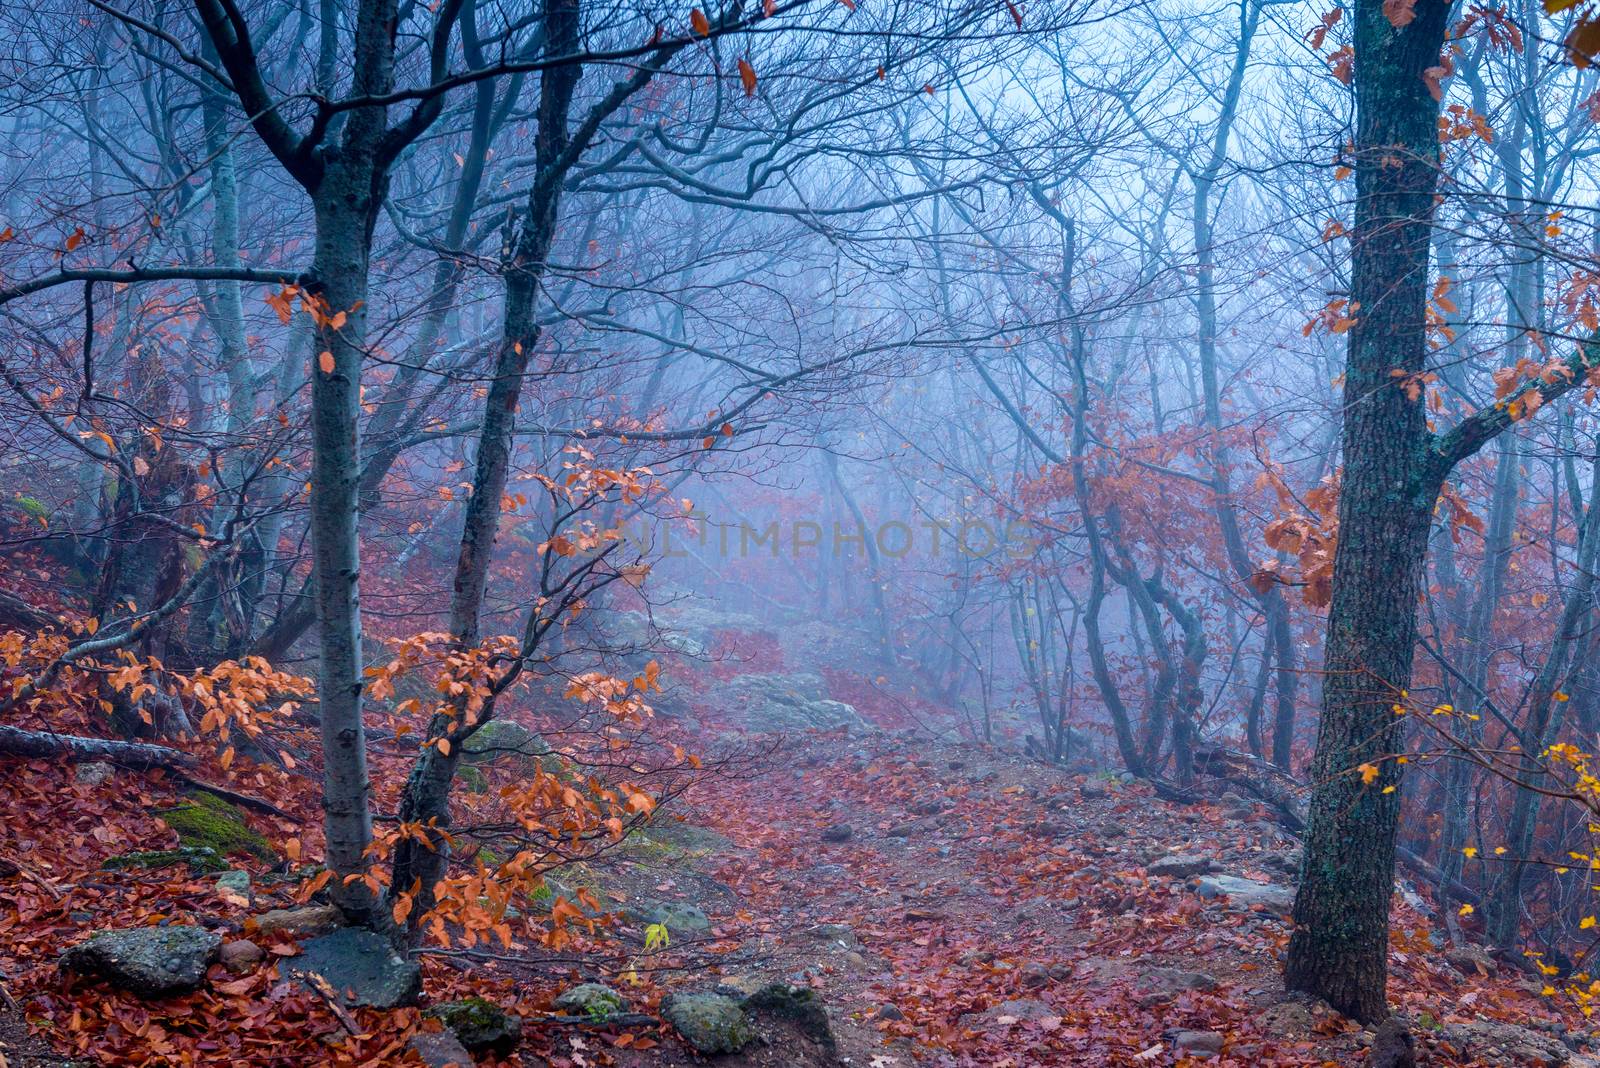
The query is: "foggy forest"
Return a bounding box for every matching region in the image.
[7,0,1600,1064]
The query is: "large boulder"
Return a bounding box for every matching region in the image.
[718,674,865,733]
[662,992,753,1055]
[425,997,522,1056]
[60,925,221,997]
[283,928,421,1008]
[1437,1020,1571,1067]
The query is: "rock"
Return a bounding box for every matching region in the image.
[1080,779,1111,799]
[158,791,275,861]
[636,901,711,934]
[1148,854,1216,878]
[215,869,252,900]
[283,927,421,1008]
[662,992,754,1054]
[887,817,939,838]
[462,719,548,765]
[1445,942,1497,976]
[1195,874,1295,915]
[102,846,229,874]
[60,925,221,997]
[874,1004,905,1021]
[250,904,344,939]
[715,674,866,733]
[219,939,264,974]
[553,983,628,1021]
[408,1031,475,1068]
[1170,1030,1225,1057]
[1139,967,1218,996]
[1438,1019,1569,1066]
[1261,1000,1314,1038]
[1371,1017,1416,1068]
[957,998,1056,1030]
[820,823,853,843]
[741,983,835,1049]
[74,761,114,787]
[425,997,522,1056]
[804,922,857,948]
[1020,961,1052,989]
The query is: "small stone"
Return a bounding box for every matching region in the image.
[1444,943,1496,976]
[553,983,628,1021]
[1148,854,1216,878]
[60,925,221,998]
[820,823,853,843]
[1020,961,1052,989]
[215,869,252,900]
[874,1004,905,1021]
[636,901,711,934]
[804,922,857,948]
[219,939,264,974]
[249,904,344,939]
[1195,874,1295,915]
[1261,1000,1313,1038]
[1170,1029,1224,1056]
[662,992,753,1055]
[425,997,521,1056]
[957,998,1056,1031]
[1080,780,1111,800]
[408,1030,475,1068]
[74,762,114,787]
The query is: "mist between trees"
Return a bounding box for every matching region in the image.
[2,0,1600,1063]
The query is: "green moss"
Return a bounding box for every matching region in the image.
[158,791,275,861]
[458,765,488,793]
[102,846,229,874]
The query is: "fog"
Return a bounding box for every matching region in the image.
[0,0,1597,1063]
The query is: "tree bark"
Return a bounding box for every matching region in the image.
[1284,0,1452,1023]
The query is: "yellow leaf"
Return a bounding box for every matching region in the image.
[1463,847,1478,858]
[1358,762,1379,785]
[1460,903,1474,916]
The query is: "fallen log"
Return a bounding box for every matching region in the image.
[0,724,194,768]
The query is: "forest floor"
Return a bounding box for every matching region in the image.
[0,601,1594,1065]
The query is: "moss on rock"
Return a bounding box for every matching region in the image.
[101,847,229,874]
[158,791,275,861]
[424,996,522,1055]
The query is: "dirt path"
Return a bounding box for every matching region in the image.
[562,728,1598,1067]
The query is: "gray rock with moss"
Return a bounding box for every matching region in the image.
[425,996,522,1055]
[633,900,710,934]
[553,982,628,1021]
[158,791,275,861]
[283,927,421,1008]
[60,925,221,997]
[102,846,229,874]
[662,992,753,1055]
[741,983,835,1049]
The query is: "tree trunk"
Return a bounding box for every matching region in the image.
[1284,0,1452,1023]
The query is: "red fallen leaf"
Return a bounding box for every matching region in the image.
[214,976,255,997]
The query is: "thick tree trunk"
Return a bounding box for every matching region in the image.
[1284,0,1452,1023]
